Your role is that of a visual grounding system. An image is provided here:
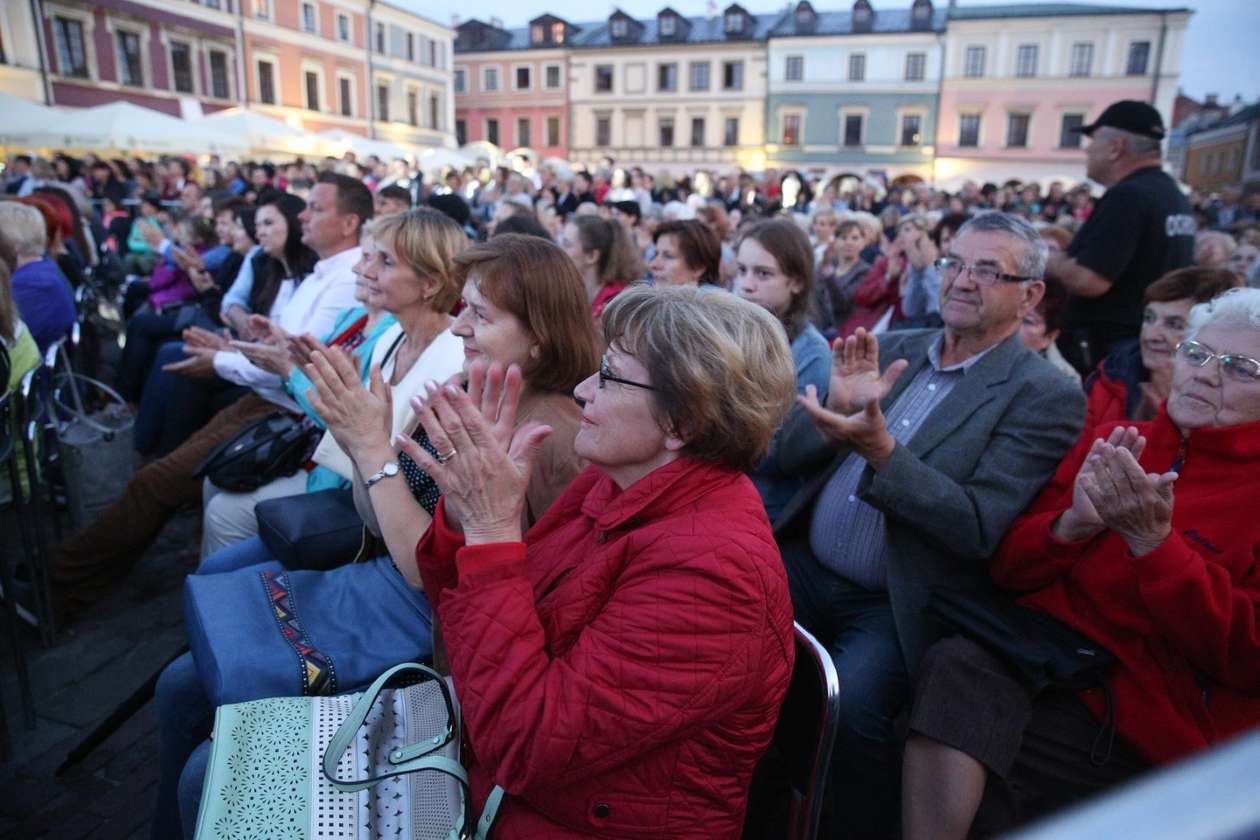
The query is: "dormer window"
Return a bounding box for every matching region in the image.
[660,15,676,36]
[531,24,544,44]
[724,11,743,33]
[552,22,566,43]
[853,0,874,27]
[611,18,628,37]
[795,1,816,26]
[912,0,932,22]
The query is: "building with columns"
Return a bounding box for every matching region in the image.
[766,0,945,181]
[565,4,776,174]
[30,0,241,116]
[934,3,1190,189]
[368,2,456,150]
[452,16,575,160]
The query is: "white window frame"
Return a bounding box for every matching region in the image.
[778,107,806,146]
[512,63,531,91]
[610,17,627,38]
[516,115,531,147]
[405,32,415,62]
[657,62,678,92]
[254,53,280,105]
[484,116,500,146]
[453,66,466,94]
[1126,40,1151,76]
[336,13,350,43]
[723,115,740,147]
[49,9,96,80]
[594,64,613,94]
[1015,43,1039,78]
[594,113,612,147]
[405,85,420,126]
[1069,42,1093,77]
[300,2,317,35]
[848,52,866,82]
[544,63,562,89]
[896,107,927,147]
[207,47,233,100]
[375,77,392,122]
[658,114,676,148]
[659,14,676,37]
[964,45,985,78]
[722,60,743,91]
[374,21,385,54]
[785,55,804,82]
[689,61,710,91]
[166,37,198,96]
[545,115,561,147]
[724,11,743,33]
[336,69,356,117]
[301,61,326,112]
[254,0,270,19]
[957,111,982,148]
[530,23,544,45]
[839,105,869,148]
[482,65,499,93]
[1005,111,1031,148]
[904,51,926,82]
[112,23,149,88]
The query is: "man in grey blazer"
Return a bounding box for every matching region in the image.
[774,212,1086,837]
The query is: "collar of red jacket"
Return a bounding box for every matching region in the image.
[1148,407,1260,462]
[579,457,737,533]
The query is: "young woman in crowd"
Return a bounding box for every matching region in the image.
[198,209,464,556]
[1083,267,1242,429]
[815,218,872,335]
[560,214,643,318]
[405,284,797,837]
[0,235,40,398]
[154,233,600,839]
[648,218,722,286]
[733,217,831,521]
[903,287,1260,838]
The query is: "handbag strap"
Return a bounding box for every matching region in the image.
[322,662,457,790]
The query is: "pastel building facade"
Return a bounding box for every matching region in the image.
[453,16,573,159]
[0,2,48,101]
[766,0,945,180]
[1181,103,1260,195]
[934,3,1190,189]
[565,5,774,173]
[369,2,456,149]
[33,0,241,115]
[240,0,372,135]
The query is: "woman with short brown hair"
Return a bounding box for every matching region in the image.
[648,218,722,286]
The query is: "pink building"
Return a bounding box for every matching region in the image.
[453,16,572,159]
[934,4,1190,188]
[39,0,241,116]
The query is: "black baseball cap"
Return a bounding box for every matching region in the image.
[1075,100,1166,140]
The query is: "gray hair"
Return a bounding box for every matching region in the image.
[1117,129,1162,159]
[1185,287,1260,341]
[955,211,1049,280]
[0,202,48,260]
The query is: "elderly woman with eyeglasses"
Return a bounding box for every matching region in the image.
[902,286,1260,839]
[403,285,798,837]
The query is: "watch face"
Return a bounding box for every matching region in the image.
[383,462,399,476]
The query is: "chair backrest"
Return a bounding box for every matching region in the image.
[777,622,842,840]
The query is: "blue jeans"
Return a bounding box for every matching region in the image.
[196,535,277,575]
[152,652,213,840]
[781,539,909,839]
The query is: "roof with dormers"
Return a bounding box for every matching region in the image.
[567,10,787,47]
[768,6,948,36]
[947,3,1189,20]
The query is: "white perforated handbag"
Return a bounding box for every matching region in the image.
[194,663,502,840]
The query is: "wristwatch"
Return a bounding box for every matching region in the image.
[364,461,400,489]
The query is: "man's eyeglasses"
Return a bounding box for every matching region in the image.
[598,355,656,391]
[935,257,1036,286]
[1176,340,1260,383]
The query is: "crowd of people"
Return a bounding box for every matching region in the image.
[1,97,1258,839]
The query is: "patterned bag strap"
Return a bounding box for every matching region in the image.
[322,662,457,791]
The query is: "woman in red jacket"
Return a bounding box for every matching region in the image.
[902,286,1260,839]
[400,284,798,838]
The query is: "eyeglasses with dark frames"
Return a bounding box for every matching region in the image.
[1176,340,1260,383]
[598,355,657,391]
[935,257,1036,286]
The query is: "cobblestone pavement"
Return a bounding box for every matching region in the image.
[0,506,200,840]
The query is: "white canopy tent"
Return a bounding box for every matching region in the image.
[195,108,322,158]
[52,101,247,156]
[416,146,475,176]
[459,141,504,168]
[0,92,104,150]
[316,130,412,163]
